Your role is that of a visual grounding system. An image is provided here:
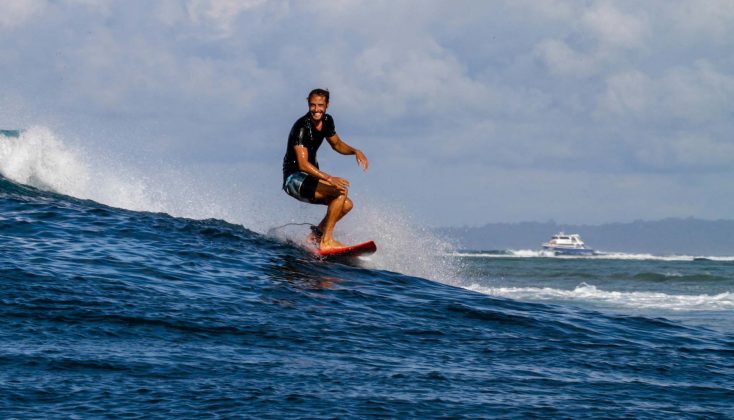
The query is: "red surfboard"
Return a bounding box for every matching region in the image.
[315,240,377,258]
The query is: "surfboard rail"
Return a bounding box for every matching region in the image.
[316,240,377,258]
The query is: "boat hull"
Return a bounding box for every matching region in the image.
[543,246,595,256]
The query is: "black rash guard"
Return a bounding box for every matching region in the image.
[282,113,336,184]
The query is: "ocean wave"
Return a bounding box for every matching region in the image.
[1,172,734,417]
[0,126,461,283]
[465,282,734,311]
[451,249,734,262]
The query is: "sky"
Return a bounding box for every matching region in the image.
[1,0,733,228]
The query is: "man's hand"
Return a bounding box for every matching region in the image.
[355,150,369,171]
[326,176,350,193]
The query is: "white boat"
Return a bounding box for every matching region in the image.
[542,232,595,255]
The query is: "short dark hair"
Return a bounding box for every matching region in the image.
[308,88,330,103]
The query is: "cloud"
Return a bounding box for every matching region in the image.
[509,0,575,20]
[536,39,599,78]
[1,0,733,225]
[0,0,47,29]
[184,0,269,37]
[635,135,734,170]
[582,2,647,48]
[598,70,652,116]
[599,61,734,124]
[667,0,734,43]
[535,2,648,78]
[661,61,734,123]
[349,43,491,118]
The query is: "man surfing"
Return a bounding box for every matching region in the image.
[282,88,369,251]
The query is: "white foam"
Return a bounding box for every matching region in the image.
[592,252,734,262]
[450,249,545,258]
[335,201,463,284]
[1,126,462,283]
[449,249,734,262]
[0,127,90,198]
[0,126,232,221]
[465,282,734,311]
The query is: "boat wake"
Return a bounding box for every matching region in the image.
[452,250,734,262]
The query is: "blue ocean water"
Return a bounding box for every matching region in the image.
[2,130,734,418]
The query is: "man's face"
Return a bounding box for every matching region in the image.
[308,95,328,122]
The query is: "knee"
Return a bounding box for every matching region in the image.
[343,197,353,214]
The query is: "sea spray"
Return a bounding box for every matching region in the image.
[0,127,90,198]
[342,201,464,284]
[0,126,464,285]
[0,126,233,221]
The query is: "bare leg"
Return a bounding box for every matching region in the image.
[319,193,347,249]
[317,197,352,233]
[312,182,354,250]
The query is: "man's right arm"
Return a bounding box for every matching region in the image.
[294,145,349,192]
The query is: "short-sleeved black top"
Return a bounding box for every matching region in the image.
[282,113,336,183]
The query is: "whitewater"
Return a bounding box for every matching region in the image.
[1,128,733,418]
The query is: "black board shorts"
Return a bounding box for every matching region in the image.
[283,171,319,203]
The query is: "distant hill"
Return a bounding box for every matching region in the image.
[436,218,734,256]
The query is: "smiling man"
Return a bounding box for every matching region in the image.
[282,88,369,251]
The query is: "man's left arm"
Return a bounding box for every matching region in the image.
[327,134,369,171]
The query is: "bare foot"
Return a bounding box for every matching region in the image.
[319,238,347,251]
[307,226,323,245]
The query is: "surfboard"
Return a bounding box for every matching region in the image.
[316,240,377,258]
